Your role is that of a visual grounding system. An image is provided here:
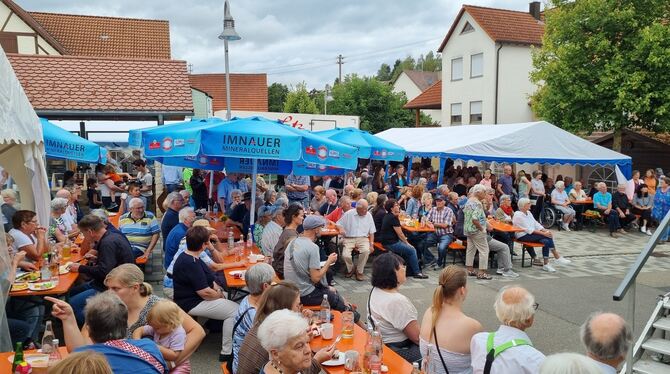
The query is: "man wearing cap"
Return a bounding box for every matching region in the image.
[227,191,252,239]
[336,199,376,281]
[163,219,243,299]
[425,195,455,269]
[284,215,353,313]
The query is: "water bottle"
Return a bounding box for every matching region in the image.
[40,253,51,281]
[246,228,253,248]
[48,339,62,366]
[49,253,59,286]
[369,353,381,374]
[212,204,219,222]
[320,294,331,323]
[41,321,55,354]
[228,229,234,251]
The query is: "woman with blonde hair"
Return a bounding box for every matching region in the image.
[419,266,482,373]
[406,185,425,218]
[47,351,112,374]
[309,185,326,213]
[366,191,379,211]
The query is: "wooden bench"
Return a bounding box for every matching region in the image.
[514,240,545,268]
[582,211,603,233]
[447,241,466,264]
[372,242,387,253]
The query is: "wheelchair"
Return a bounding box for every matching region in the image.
[540,204,564,230]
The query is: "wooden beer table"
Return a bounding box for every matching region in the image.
[10,252,85,298]
[310,311,412,374]
[212,221,242,242]
[0,347,69,373]
[487,219,525,233]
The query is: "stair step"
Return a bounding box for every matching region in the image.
[643,339,670,356]
[633,359,670,374]
[654,318,670,332]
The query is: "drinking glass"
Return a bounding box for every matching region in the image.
[342,311,354,339]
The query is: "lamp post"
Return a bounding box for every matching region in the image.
[218,0,241,121]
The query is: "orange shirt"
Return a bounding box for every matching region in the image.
[644,176,657,194]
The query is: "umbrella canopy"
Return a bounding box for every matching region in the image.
[314,127,406,161]
[41,118,107,163]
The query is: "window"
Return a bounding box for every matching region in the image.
[451,58,463,81]
[461,22,475,34]
[471,53,483,78]
[451,103,462,125]
[0,33,18,54]
[470,101,482,124]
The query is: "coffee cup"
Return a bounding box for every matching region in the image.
[248,255,257,264]
[321,322,334,340]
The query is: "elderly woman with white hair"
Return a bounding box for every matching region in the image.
[258,309,314,374]
[513,198,571,272]
[254,205,274,246]
[463,185,492,280]
[1,188,18,232]
[470,286,546,373]
[49,197,70,243]
[550,180,576,231]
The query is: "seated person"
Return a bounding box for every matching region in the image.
[336,199,376,281]
[118,184,145,216]
[325,196,351,223]
[8,210,47,260]
[46,292,168,374]
[260,207,284,257]
[317,189,339,216]
[119,198,160,259]
[513,198,570,273]
[48,198,70,243]
[379,199,428,279]
[632,184,653,235]
[593,182,622,237]
[493,194,516,255]
[226,189,243,217]
[470,286,545,373]
[425,195,455,269]
[612,183,636,230]
[283,215,356,315]
[550,181,576,231]
[568,181,588,202]
[368,253,421,362]
[227,192,251,239]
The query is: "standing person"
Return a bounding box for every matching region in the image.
[132,159,154,211]
[161,192,185,249]
[86,178,103,210]
[162,165,183,193]
[497,165,515,198]
[625,170,642,202]
[336,199,376,281]
[529,170,545,220]
[653,176,670,244]
[68,215,134,325]
[389,164,408,199]
[470,286,546,373]
[285,172,310,209]
[644,169,657,196]
[272,204,303,278]
[420,266,483,374]
[172,226,239,364]
[632,184,654,235]
[368,253,421,363]
[189,169,208,210]
[463,185,492,280]
[516,171,531,199]
[379,199,428,279]
[594,182,622,237]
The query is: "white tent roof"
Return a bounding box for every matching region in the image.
[376,121,631,167]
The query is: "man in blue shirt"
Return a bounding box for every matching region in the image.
[593,182,621,237]
[164,207,195,270]
[285,172,310,209]
[162,165,183,193]
[217,173,248,212]
[161,192,185,249]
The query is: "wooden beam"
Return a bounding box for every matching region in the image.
[415,109,420,127]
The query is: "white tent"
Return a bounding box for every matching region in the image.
[376,121,632,177]
[0,47,50,224]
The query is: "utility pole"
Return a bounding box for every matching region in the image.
[336,54,344,83]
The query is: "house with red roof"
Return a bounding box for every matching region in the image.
[393,70,441,125]
[437,1,544,126]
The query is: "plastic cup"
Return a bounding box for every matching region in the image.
[321,323,334,340]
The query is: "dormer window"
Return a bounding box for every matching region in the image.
[460,22,474,34]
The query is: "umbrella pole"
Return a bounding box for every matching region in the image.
[208,171,214,202]
[250,159,258,237]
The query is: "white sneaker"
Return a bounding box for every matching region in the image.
[646,228,653,236]
[555,257,572,265]
[502,270,520,278]
[542,264,556,272]
[562,223,570,231]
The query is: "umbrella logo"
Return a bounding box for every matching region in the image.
[305,145,316,155]
[149,140,161,150]
[381,150,387,158]
[198,156,208,165]
[317,146,328,160]
[328,150,340,159]
[162,137,173,151]
[318,164,327,171]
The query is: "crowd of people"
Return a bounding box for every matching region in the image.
[2,158,668,374]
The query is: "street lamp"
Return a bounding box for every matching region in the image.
[218,0,241,121]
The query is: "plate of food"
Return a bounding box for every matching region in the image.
[7,353,49,367]
[59,262,73,275]
[16,271,41,282]
[229,270,246,279]
[11,282,28,292]
[28,281,56,291]
[321,350,345,366]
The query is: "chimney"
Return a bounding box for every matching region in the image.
[529,1,541,20]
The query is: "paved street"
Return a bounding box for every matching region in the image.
[168,228,670,373]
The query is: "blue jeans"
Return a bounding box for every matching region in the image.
[386,241,421,275]
[6,298,44,341]
[165,184,179,193]
[517,233,554,258]
[408,232,435,265]
[8,318,30,345]
[69,282,101,326]
[426,233,454,267]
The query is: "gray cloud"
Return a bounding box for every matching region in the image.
[18,0,534,88]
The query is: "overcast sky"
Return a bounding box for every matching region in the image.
[19,0,535,89]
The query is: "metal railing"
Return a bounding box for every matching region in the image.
[613,210,670,374]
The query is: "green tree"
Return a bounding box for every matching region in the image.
[390,56,417,81]
[376,63,392,81]
[327,74,431,133]
[531,0,670,150]
[268,83,289,112]
[283,82,319,114]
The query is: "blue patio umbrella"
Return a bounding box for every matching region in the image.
[41,118,107,163]
[314,127,406,161]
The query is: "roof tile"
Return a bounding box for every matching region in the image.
[404,81,441,109]
[7,54,193,113]
[189,74,268,112]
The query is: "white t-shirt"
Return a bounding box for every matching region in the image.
[368,287,417,344]
[99,178,112,198]
[9,228,35,256]
[137,171,154,197]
